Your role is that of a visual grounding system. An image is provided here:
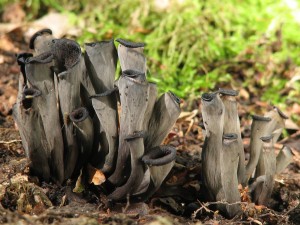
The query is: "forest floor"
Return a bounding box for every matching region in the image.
[1,19,300,225]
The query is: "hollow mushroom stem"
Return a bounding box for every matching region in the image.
[276,146,293,174]
[219,88,245,186]
[25,58,65,183]
[29,28,54,55]
[252,135,276,205]
[244,115,271,183]
[108,132,146,200]
[108,75,149,197]
[116,39,146,73]
[69,107,94,175]
[133,146,177,201]
[264,106,288,143]
[201,92,225,201]
[84,40,118,173]
[90,87,119,173]
[13,87,51,181]
[56,54,83,179]
[220,133,241,218]
[144,91,181,150]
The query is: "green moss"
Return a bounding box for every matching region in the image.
[1,0,299,105]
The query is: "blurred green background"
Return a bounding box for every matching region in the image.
[1,0,300,109]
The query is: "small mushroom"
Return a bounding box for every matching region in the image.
[252,135,276,205]
[219,88,245,185]
[244,115,271,183]
[220,133,241,218]
[201,92,225,201]
[69,107,94,175]
[13,87,51,181]
[276,146,293,174]
[116,38,146,73]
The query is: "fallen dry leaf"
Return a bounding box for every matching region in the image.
[285,119,300,130]
[25,12,75,42]
[87,164,106,185]
[73,169,85,193]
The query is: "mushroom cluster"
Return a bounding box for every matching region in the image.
[13,29,180,201]
[200,89,293,218]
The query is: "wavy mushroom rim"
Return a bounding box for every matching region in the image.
[124,130,146,141]
[260,135,273,142]
[89,87,118,99]
[25,52,53,65]
[223,133,238,145]
[201,92,216,102]
[223,133,238,140]
[273,106,289,119]
[168,91,181,106]
[49,38,82,70]
[120,74,148,86]
[69,107,89,123]
[218,88,239,96]
[122,69,145,78]
[21,88,42,109]
[17,53,34,65]
[251,115,272,122]
[22,88,42,99]
[84,39,114,48]
[116,38,145,48]
[29,28,53,49]
[142,145,177,166]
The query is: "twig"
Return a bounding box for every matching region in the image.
[277,202,299,224]
[192,200,247,219]
[122,194,131,213]
[0,140,22,144]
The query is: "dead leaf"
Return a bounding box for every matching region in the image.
[73,169,85,193]
[177,110,198,122]
[25,12,74,42]
[285,119,300,130]
[87,164,106,185]
[254,205,265,212]
[2,3,25,23]
[239,88,250,100]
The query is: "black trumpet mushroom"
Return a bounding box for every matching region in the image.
[14,30,180,204]
[199,90,293,218]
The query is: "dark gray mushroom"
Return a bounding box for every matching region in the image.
[219,89,245,186]
[276,146,293,174]
[201,92,225,201]
[252,135,276,205]
[244,115,271,183]
[220,133,241,218]
[108,75,149,200]
[116,38,146,73]
[13,87,51,181]
[84,40,118,173]
[69,107,94,174]
[25,57,65,183]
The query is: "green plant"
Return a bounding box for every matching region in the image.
[1,0,299,105]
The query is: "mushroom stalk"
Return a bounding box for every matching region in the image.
[252,135,276,205]
[244,115,271,183]
[276,146,293,174]
[69,107,94,175]
[13,87,51,181]
[201,92,225,201]
[220,133,241,218]
[84,40,118,173]
[219,89,245,185]
[108,75,149,199]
